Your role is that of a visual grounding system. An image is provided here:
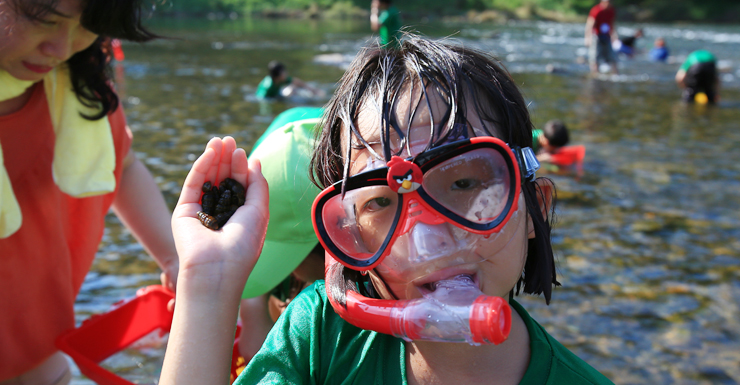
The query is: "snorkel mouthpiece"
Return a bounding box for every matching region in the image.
[326,264,511,345]
[389,275,511,345]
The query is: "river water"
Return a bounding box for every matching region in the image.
[68,17,740,384]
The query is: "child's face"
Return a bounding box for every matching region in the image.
[342,87,532,301]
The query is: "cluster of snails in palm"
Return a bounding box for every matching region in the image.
[197,178,246,230]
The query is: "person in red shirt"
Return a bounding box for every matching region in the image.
[584,0,618,74]
[0,1,179,384]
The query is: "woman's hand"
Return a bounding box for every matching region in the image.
[171,136,269,295]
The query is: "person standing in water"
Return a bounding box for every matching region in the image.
[584,0,618,74]
[0,0,179,384]
[676,50,720,104]
[370,0,402,48]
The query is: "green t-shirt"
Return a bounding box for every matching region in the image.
[532,129,543,154]
[235,281,614,384]
[378,6,402,48]
[680,50,716,72]
[255,75,293,99]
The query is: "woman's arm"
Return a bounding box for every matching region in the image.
[160,137,269,385]
[112,147,179,291]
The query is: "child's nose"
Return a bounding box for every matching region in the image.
[408,222,457,262]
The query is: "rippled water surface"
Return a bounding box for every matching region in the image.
[70,18,740,384]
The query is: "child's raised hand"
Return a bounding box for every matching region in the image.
[171,136,269,294]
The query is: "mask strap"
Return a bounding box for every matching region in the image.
[513,146,540,181]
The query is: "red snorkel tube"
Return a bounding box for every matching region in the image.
[325,261,512,345]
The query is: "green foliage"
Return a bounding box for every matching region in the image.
[157,0,740,21]
[615,0,740,22]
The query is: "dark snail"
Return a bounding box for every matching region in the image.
[198,177,246,230]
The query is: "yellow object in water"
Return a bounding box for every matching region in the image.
[695,92,709,104]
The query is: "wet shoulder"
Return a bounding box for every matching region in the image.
[512,300,614,385]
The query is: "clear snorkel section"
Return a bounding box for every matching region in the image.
[325,261,512,345]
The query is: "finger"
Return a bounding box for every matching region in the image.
[217,136,237,183]
[160,271,169,289]
[167,298,176,313]
[177,147,217,206]
[205,137,224,185]
[230,148,249,189]
[160,270,176,293]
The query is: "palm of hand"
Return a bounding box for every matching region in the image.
[171,137,269,287]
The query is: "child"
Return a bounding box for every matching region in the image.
[255,61,321,99]
[534,119,569,162]
[615,28,643,58]
[676,50,720,104]
[649,37,669,63]
[237,107,325,361]
[370,0,403,48]
[534,120,586,169]
[0,0,179,383]
[161,36,613,384]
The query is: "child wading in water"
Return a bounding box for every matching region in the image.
[161,36,614,384]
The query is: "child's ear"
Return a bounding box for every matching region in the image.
[527,178,555,239]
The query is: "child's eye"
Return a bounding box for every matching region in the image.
[364,197,393,211]
[452,178,479,190]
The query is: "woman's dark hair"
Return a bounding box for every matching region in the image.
[311,35,560,305]
[9,0,159,120]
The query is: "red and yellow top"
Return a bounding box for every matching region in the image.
[0,83,132,379]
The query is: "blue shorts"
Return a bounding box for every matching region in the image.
[589,38,616,65]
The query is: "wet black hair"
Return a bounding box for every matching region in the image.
[543,119,569,148]
[7,0,159,120]
[312,35,560,306]
[268,61,286,79]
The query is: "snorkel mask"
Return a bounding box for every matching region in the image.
[313,137,539,345]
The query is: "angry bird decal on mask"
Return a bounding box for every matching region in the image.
[387,156,423,193]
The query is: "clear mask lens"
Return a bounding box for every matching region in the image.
[422,148,511,224]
